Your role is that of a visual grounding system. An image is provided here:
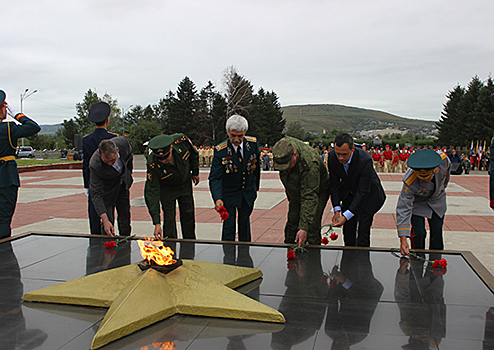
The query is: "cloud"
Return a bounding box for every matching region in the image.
[3,0,494,124]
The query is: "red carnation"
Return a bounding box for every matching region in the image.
[330,233,338,241]
[321,237,329,245]
[432,260,439,268]
[439,258,448,268]
[329,278,338,288]
[104,241,116,249]
[218,206,230,220]
[287,249,296,260]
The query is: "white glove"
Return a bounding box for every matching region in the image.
[85,188,89,197]
[6,105,20,118]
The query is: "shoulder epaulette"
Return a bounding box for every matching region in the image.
[405,172,417,186]
[440,152,448,160]
[174,135,188,144]
[215,140,227,151]
[245,136,257,142]
[108,131,119,136]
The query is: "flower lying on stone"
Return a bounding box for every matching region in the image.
[218,206,229,220]
[104,241,116,249]
[432,258,448,269]
[103,235,135,249]
[287,249,296,260]
[330,233,338,241]
[321,237,329,245]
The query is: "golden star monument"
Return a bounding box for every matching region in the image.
[22,259,286,349]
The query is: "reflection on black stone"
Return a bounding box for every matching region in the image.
[0,243,47,350]
[271,249,328,350]
[395,254,446,350]
[224,244,255,349]
[484,307,494,350]
[223,245,254,268]
[86,238,131,275]
[325,250,384,349]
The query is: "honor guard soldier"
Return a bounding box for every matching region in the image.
[82,102,118,235]
[209,115,260,242]
[0,90,40,238]
[396,149,451,255]
[145,134,200,240]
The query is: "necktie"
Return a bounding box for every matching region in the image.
[237,147,242,162]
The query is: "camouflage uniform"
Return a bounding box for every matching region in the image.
[275,137,330,245]
[144,134,199,239]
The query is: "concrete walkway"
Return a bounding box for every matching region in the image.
[11,157,494,273]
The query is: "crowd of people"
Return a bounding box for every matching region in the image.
[3,92,491,259]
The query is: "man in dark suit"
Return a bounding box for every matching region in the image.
[82,102,118,234]
[89,136,133,236]
[328,133,386,247]
[209,115,260,241]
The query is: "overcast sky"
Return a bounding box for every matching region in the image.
[2,0,493,125]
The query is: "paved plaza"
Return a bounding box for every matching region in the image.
[11,158,494,273]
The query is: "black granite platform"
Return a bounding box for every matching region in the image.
[1,234,494,350]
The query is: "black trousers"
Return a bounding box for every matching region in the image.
[342,210,376,247]
[410,212,444,250]
[0,185,18,238]
[161,182,196,239]
[222,197,253,242]
[102,183,131,236]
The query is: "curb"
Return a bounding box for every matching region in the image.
[18,162,83,173]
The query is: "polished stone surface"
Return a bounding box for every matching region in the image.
[2,235,494,349]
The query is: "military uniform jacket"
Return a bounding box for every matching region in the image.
[328,147,386,216]
[396,151,451,237]
[0,114,40,188]
[278,137,329,232]
[89,137,133,217]
[209,136,260,208]
[82,128,118,189]
[490,135,494,209]
[144,134,199,225]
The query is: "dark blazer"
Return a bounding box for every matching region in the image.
[82,128,118,188]
[328,147,385,215]
[209,136,260,208]
[89,137,133,217]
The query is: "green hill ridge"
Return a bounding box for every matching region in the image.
[281,104,436,134]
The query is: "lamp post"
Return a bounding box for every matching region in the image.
[19,89,37,146]
[20,88,37,113]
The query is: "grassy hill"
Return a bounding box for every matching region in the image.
[39,124,62,135]
[281,104,436,133]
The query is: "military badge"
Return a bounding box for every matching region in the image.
[246,154,257,174]
[222,157,234,174]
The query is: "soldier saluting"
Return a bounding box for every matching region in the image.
[145,134,199,240]
[0,90,40,238]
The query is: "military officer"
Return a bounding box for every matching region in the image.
[272,137,330,247]
[396,149,451,255]
[209,115,260,241]
[82,101,118,234]
[0,90,40,238]
[145,134,199,240]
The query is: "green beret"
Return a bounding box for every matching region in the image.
[272,139,295,171]
[148,135,175,159]
[407,149,442,171]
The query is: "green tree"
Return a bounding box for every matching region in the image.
[167,76,199,142]
[250,88,285,147]
[286,121,306,140]
[60,119,79,148]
